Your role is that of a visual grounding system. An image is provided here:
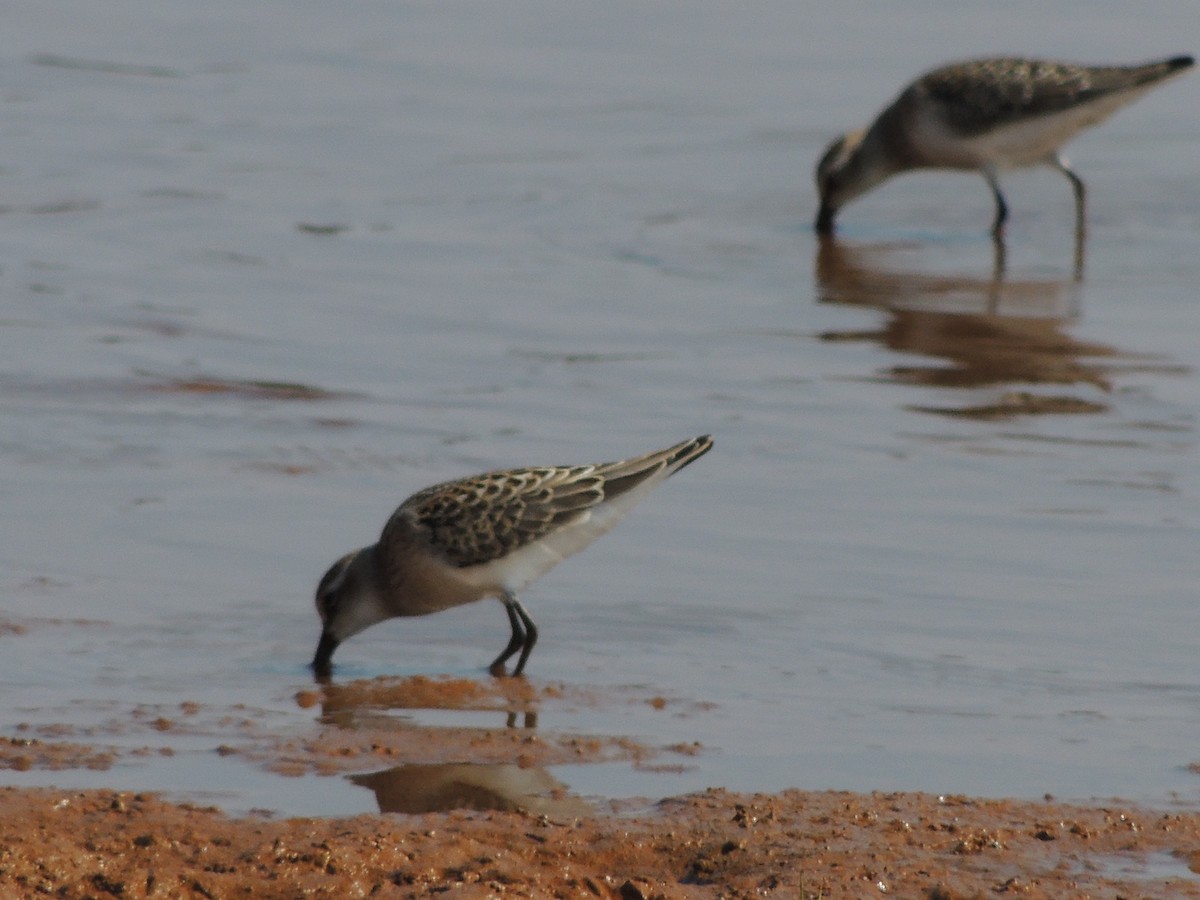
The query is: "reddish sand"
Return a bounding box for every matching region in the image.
[4,675,1200,897]
[3,786,1200,897]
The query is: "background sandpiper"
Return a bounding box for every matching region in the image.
[815,55,1194,236]
[312,435,713,678]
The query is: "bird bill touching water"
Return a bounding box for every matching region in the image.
[311,435,713,678]
[814,55,1194,236]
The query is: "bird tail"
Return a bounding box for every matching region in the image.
[595,435,713,502]
[1134,55,1194,85]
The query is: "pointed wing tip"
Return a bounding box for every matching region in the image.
[670,434,714,472]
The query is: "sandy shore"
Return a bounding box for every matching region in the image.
[4,676,1200,897]
[4,785,1200,898]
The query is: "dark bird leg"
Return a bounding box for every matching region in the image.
[983,166,1008,237]
[490,593,538,677]
[489,598,525,675]
[509,596,538,676]
[1051,153,1087,237]
[1050,153,1087,278]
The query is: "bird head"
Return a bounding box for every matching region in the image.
[815,128,885,232]
[311,547,388,675]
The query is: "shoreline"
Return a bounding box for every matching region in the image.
[3,784,1200,897]
[5,676,1199,896]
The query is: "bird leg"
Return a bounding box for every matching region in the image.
[509,596,538,676]
[489,598,525,675]
[983,166,1008,237]
[1050,153,1087,242]
[1045,152,1088,278]
[490,593,539,677]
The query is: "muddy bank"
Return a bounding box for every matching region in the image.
[5,675,1200,896]
[3,785,1200,898]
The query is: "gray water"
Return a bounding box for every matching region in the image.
[3,1,1199,816]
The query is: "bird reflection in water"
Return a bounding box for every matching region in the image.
[350,762,590,816]
[313,675,540,731]
[310,679,586,815]
[813,236,1125,418]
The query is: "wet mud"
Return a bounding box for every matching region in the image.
[5,674,1200,896]
[3,786,1200,898]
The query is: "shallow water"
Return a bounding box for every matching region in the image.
[3,2,1199,816]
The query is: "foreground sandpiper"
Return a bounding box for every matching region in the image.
[312,435,713,677]
[815,55,1194,235]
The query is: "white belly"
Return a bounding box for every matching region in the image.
[909,87,1154,170]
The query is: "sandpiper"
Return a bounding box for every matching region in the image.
[815,55,1194,235]
[311,435,713,677]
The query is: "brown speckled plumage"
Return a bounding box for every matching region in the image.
[917,57,1193,136]
[394,466,605,568]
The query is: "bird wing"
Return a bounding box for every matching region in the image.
[378,435,712,577]
[383,465,606,569]
[920,59,1138,136]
